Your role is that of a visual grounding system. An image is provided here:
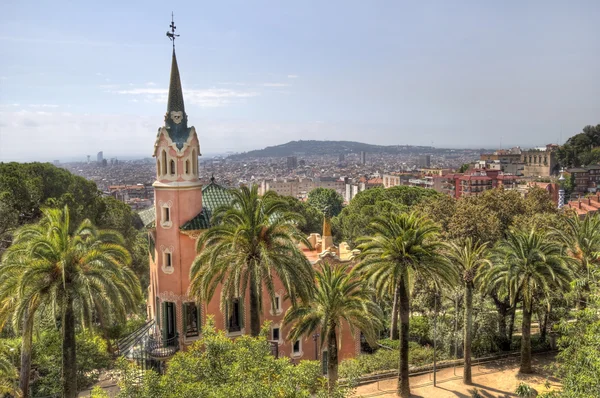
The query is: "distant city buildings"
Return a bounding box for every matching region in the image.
[567,165,600,195]
[97,151,103,163]
[259,177,345,199]
[418,155,431,168]
[360,151,366,165]
[286,156,297,170]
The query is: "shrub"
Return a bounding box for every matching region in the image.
[515,382,537,398]
[339,341,447,376]
[31,330,110,397]
[410,316,431,344]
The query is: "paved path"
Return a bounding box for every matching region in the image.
[354,352,560,397]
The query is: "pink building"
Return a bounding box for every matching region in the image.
[146,46,360,366]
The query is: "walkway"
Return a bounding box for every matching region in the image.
[354,352,559,397]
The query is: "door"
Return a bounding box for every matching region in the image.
[163,302,176,344]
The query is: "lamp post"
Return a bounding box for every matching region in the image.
[313,332,320,360]
[433,289,438,387]
[558,168,566,209]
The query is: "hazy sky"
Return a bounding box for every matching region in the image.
[1,0,599,162]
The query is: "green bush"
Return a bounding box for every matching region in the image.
[339,341,447,376]
[100,318,353,398]
[31,330,110,397]
[410,316,431,344]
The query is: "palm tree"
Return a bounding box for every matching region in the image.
[444,238,490,384]
[190,185,315,337]
[0,206,141,398]
[355,211,454,398]
[480,228,572,373]
[283,261,382,393]
[552,213,600,308]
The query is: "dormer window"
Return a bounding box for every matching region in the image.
[170,160,176,175]
[185,159,190,174]
[165,252,172,267]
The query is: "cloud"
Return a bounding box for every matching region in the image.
[261,83,290,87]
[145,82,156,86]
[28,104,60,108]
[113,87,259,107]
[287,75,299,79]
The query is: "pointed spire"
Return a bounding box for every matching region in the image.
[167,49,185,116]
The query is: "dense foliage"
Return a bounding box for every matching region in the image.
[0,162,148,287]
[306,187,344,218]
[557,124,600,168]
[550,295,600,398]
[0,206,141,397]
[333,185,439,246]
[90,319,355,398]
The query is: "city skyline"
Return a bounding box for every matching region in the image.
[1,0,599,162]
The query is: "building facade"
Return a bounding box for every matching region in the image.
[567,165,600,196]
[521,145,559,177]
[147,47,360,364]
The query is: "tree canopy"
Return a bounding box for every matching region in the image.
[557,124,600,168]
[332,186,439,247]
[307,187,344,218]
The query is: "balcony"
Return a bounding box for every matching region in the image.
[146,333,180,360]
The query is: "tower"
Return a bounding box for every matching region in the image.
[148,20,203,347]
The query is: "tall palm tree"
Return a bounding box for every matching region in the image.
[190,185,315,337]
[552,213,600,308]
[480,228,572,373]
[355,211,454,398]
[283,261,382,393]
[444,238,490,384]
[0,206,141,398]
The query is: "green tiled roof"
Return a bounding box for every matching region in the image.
[180,208,211,231]
[180,178,233,231]
[138,208,156,228]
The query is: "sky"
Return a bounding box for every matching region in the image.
[1,0,599,162]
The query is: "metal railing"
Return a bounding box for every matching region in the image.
[116,319,155,356]
[145,333,180,360]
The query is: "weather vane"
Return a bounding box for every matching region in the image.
[166,12,180,48]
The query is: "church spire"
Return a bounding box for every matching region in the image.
[163,14,190,150]
[167,49,185,116]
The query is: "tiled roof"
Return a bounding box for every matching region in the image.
[180,178,233,231]
[138,208,156,228]
[180,208,211,231]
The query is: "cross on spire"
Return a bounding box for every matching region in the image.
[166,12,180,48]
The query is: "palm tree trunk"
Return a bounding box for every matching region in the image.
[397,276,410,398]
[492,294,511,351]
[327,326,338,394]
[249,275,261,337]
[463,282,473,385]
[62,298,77,398]
[19,306,36,398]
[390,282,400,340]
[507,307,516,347]
[540,302,550,342]
[520,302,533,374]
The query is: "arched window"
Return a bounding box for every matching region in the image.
[161,150,167,176]
[192,149,197,175]
[170,160,175,175]
[185,159,190,174]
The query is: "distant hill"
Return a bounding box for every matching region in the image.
[228,140,436,159]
